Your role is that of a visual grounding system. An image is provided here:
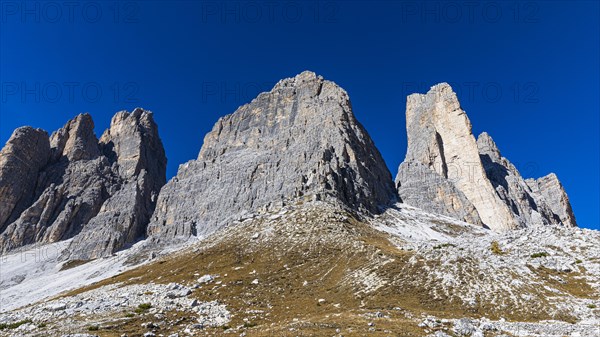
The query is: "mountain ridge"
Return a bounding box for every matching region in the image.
[0,71,595,337]
[0,73,579,259]
[0,108,167,259]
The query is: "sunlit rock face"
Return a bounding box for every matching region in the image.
[147,71,397,243]
[396,83,577,230]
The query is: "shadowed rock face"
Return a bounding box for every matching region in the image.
[0,109,167,259]
[477,132,576,228]
[396,161,483,226]
[148,71,397,242]
[525,173,577,227]
[0,127,51,232]
[64,110,167,260]
[396,83,577,230]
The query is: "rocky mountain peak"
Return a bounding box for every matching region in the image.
[476,131,501,162]
[397,83,578,230]
[50,113,100,162]
[527,173,577,227]
[100,108,166,185]
[0,75,580,260]
[148,71,396,242]
[271,70,321,89]
[399,83,517,231]
[0,110,166,259]
[0,127,50,231]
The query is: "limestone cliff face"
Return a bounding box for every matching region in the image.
[49,114,100,162]
[99,110,166,187]
[525,173,577,227]
[396,161,483,226]
[0,109,167,259]
[477,132,576,228]
[1,75,579,260]
[64,110,167,260]
[0,127,51,232]
[396,83,577,230]
[148,71,397,242]
[397,83,517,231]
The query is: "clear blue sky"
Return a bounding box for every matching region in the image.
[1,1,598,229]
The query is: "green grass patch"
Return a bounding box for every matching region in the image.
[0,319,33,330]
[135,302,152,314]
[490,241,505,255]
[531,252,550,259]
[433,243,456,250]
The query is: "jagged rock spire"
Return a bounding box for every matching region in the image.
[396,83,577,230]
[526,173,577,227]
[477,131,577,228]
[398,83,517,230]
[64,108,167,260]
[0,109,167,259]
[49,113,100,162]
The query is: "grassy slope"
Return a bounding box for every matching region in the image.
[56,205,597,336]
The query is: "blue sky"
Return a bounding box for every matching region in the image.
[1,1,598,229]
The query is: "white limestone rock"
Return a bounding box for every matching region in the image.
[148,71,396,242]
[396,83,577,230]
[397,83,517,230]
